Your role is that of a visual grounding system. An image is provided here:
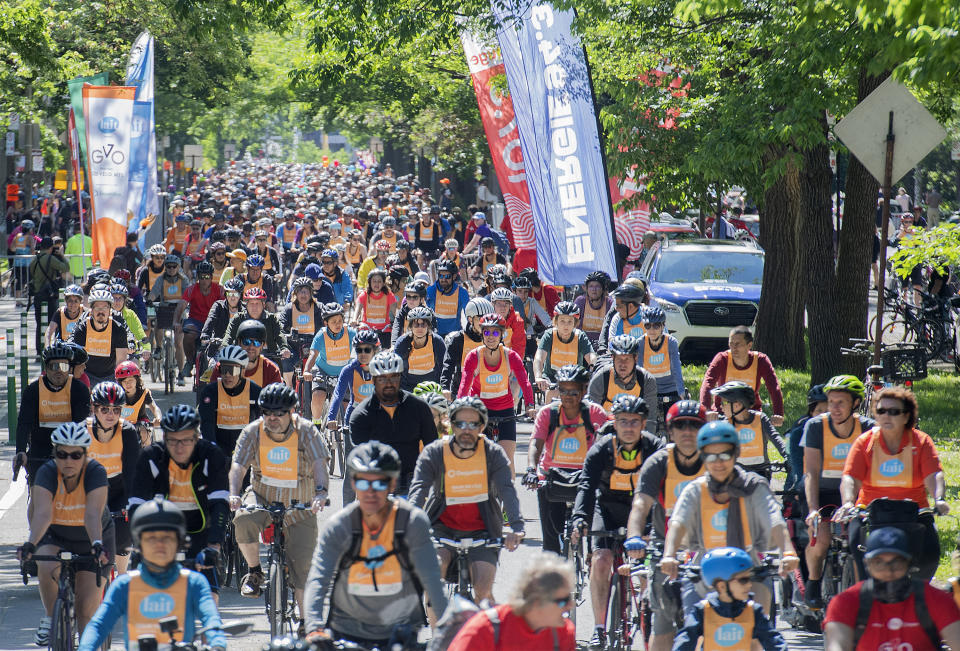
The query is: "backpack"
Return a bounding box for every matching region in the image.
[429,599,559,650]
[853,578,939,648]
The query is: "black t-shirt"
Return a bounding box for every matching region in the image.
[34,459,111,541]
[637,446,704,537]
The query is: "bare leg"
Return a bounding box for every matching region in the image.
[590,548,613,628]
[470,560,498,605]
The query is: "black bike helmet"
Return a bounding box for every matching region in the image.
[553,301,580,317]
[130,497,187,542]
[610,394,649,416]
[161,404,201,432]
[321,302,345,321]
[195,261,215,276]
[42,342,74,365]
[91,381,126,406]
[710,380,756,407]
[555,364,590,385]
[65,341,87,365]
[405,279,428,297]
[585,271,610,290]
[346,440,402,478]
[436,259,459,275]
[610,283,646,304]
[354,328,381,347]
[236,319,267,341]
[223,277,245,293]
[258,382,298,410]
[807,383,828,406]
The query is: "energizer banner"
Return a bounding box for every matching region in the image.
[492,1,617,285]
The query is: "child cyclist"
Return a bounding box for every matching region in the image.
[115,361,162,447]
[414,380,450,437]
[77,498,224,651]
[673,547,786,651]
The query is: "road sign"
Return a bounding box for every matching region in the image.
[183,144,203,159]
[834,77,947,185]
[224,143,236,160]
[6,184,18,202]
[31,148,43,172]
[952,142,960,161]
[4,132,13,155]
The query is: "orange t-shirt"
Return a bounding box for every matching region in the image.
[843,427,941,507]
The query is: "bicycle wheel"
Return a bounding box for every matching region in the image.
[165,335,176,394]
[840,555,857,592]
[878,319,913,347]
[604,573,625,651]
[50,595,72,651]
[325,429,338,477]
[916,318,947,361]
[267,560,282,638]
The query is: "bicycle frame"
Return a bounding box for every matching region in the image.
[433,536,502,602]
[25,551,103,651]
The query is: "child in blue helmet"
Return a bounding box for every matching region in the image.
[673,547,786,651]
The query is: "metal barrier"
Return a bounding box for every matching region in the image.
[5,328,15,438]
[0,253,98,296]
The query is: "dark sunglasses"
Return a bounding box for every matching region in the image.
[97,406,123,415]
[198,274,212,280]
[482,329,503,337]
[730,576,753,585]
[437,273,453,279]
[703,451,736,463]
[453,419,483,431]
[164,263,178,269]
[219,365,242,377]
[241,338,263,348]
[876,407,905,416]
[46,361,70,372]
[354,478,390,492]
[355,346,375,354]
[672,421,702,431]
[55,450,85,460]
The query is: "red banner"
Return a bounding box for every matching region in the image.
[461,30,536,265]
[67,108,86,237]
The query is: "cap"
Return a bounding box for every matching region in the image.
[305,263,323,279]
[864,526,912,560]
[227,249,247,262]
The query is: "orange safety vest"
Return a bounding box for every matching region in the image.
[549,410,590,467]
[702,599,755,651]
[86,320,113,358]
[352,368,374,404]
[441,436,489,505]
[347,503,403,596]
[477,346,510,400]
[121,390,147,424]
[59,308,83,339]
[52,463,89,527]
[364,292,389,328]
[699,482,752,551]
[407,336,435,375]
[127,570,190,645]
[217,381,250,431]
[162,277,184,301]
[87,421,123,478]
[257,425,299,489]
[821,417,863,479]
[291,303,316,336]
[434,288,460,321]
[609,439,642,493]
[642,336,671,378]
[663,444,695,516]
[725,353,759,393]
[868,427,914,489]
[581,300,606,333]
[418,222,435,242]
[167,461,199,511]
[38,380,72,429]
[345,245,364,265]
[147,266,163,291]
[323,329,351,367]
[549,330,580,371]
[247,357,266,388]
[461,335,484,367]
[733,413,765,466]
[604,370,643,408]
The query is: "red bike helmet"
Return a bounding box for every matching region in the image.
[115,360,141,380]
[112,269,132,281]
[243,287,267,301]
[665,400,707,427]
[479,313,506,329]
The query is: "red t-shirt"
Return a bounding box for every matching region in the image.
[439,503,486,532]
[843,427,942,507]
[447,604,576,651]
[182,283,224,324]
[825,581,960,650]
[208,356,282,387]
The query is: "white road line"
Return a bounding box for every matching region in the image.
[0,475,27,518]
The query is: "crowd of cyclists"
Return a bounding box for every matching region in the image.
[9,161,960,651]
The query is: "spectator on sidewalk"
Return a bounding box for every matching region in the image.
[65,220,93,282]
[29,237,69,353]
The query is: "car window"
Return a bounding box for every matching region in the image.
[655,250,764,284]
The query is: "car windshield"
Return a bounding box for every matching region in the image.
[656,250,764,284]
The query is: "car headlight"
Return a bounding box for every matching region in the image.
[655,298,682,313]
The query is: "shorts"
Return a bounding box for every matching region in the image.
[311,374,336,394]
[432,523,501,566]
[649,563,682,635]
[591,499,632,550]
[39,522,117,573]
[485,409,517,442]
[185,530,219,593]
[816,491,843,519]
[183,318,204,333]
[112,511,132,555]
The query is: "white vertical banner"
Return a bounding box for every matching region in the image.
[125,30,159,241]
[83,85,137,267]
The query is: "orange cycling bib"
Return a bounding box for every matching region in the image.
[549,331,579,371]
[581,301,605,333]
[86,321,113,358]
[167,461,198,511]
[59,308,82,339]
[699,482,752,551]
[217,381,250,431]
[38,381,72,429]
[821,417,862,479]
[364,292,389,328]
[352,368,374,404]
[52,464,89,527]
[258,426,299,488]
[347,503,403,595]
[291,304,315,335]
[442,437,489,505]
[702,598,755,651]
[724,354,758,392]
[323,329,351,367]
[120,391,147,424]
[434,289,460,321]
[609,439,642,493]
[868,428,914,489]
[127,569,189,646]
[163,277,184,301]
[642,337,671,378]
[407,337,435,375]
[88,422,123,478]
[604,370,643,408]
[477,346,510,400]
[662,444,694,516]
[549,415,589,467]
[734,414,765,466]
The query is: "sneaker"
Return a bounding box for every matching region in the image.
[804,579,823,610]
[182,361,194,377]
[589,628,606,650]
[176,374,186,387]
[240,569,265,598]
[34,616,51,646]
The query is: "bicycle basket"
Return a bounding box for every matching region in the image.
[881,344,927,382]
[542,467,581,503]
[155,303,178,330]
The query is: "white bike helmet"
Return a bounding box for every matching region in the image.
[147,244,166,257]
[51,422,93,448]
[490,287,515,302]
[217,345,249,367]
[368,351,404,376]
[88,289,113,305]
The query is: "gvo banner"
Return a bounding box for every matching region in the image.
[492,0,618,285]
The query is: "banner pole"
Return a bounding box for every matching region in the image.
[7,329,16,446]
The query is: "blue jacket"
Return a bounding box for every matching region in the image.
[673,593,785,651]
[425,282,469,336]
[324,268,353,305]
[326,358,371,423]
[78,563,223,651]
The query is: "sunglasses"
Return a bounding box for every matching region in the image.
[437,273,453,279]
[453,419,483,431]
[356,346,375,354]
[703,451,736,463]
[198,274,212,280]
[97,406,123,415]
[482,329,503,337]
[558,389,581,397]
[354,478,390,492]
[55,450,85,460]
[672,421,702,431]
[241,338,263,348]
[46,361,70,372]
[876,407,905,416]
[165,264,178,269]
[552,594,572,608]
[730,576,753,586]
[220,365,242,377]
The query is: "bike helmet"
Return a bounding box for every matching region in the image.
[130,498,187,542]
[553,301,580,318]
[91,381,126,406]
[710,381,756,407]
[292,276,313,291]
[368,351,404,376]
[88,289,113,305]
[388,265,410,280]
[666,400,707,427]
[807,383,828,406]
[823,374,865,401]
[42,342,74,365]
[321,302,345,321]
[114,360,141,380]
[346,440,401,478]
[555,364,591,385]
[164,254,181,266]
[610,394,649,416]
[406,306,434,324]
[246,254,265,267]
[258,382,299,410]
[396,239,411,250]
[405,280,428,297]
[702,547,754,587]
[490,274,513,289]
[479,313,506,330]
[697,421,740,450]
[217,345,249,367]
[464,297,494,319]
[147,244,166,257]
[610,282,646,304]
[65,341,87,365]
[353,328,381,347]
[195,261,215,276]
[513,276,532,290]
[608,334,642,356]
[423,392,449,413]
[435,259,459,275]
[51,422,92,448]
[642,306,666,325]
[375,240,391,252]
[161,404,201,432]
[243,287,267,301]
[584,271,610,290]
[110,283,129,297]
[320,248,338,260]
[223,277,245,293]
[64,284,84,298]
[112,269,132,281]
[413,381,444,396]
[448,396,489,427]
[490,287,515,303]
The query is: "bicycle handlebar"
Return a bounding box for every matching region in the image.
[22,552,104,587]
[432,536,503,550]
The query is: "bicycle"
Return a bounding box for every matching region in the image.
[813,509,857,612]
[220,521,248,591]
[135,616,252,651]
[433,536,502,602]
[588,527,645,651]
[148,301,179,394]
[21,550,105,651]
[538,476,588,628]
[238,501,314,638]
[840,338,925,416]
[289,332,313,420]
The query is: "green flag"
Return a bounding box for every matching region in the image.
[67,72,109,175]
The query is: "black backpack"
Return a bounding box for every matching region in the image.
[853,578,940,648]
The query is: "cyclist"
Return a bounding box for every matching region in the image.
[128,405,229,601]
[198,276,244,371]
[229,383,329,631]
[624,400,707,651]
[673,547,787,651]
[429,238,464,283]
[660,421,799,616]
[45,283,86,344]
[14,343,91,512]
[489,286,527,355]
[597,277,648,353]
[570,394,664,648]
[303,441,447,648]
[66,340,91,388]
[251,229,283,277]
[514,275,553,355]
[785,383,828,496]
[525,365,607,554]
[699,325,785,427]
[636,306,684,422]
[409,396,524,604]
[325,326,380,440]
[393,240,419,278]
[458,313,536,472]
[319,248,353,307]
[77,498,225,651]
[237,253,279,311]
[533,301,596,403]
[115,361,162,446]
[180,260,224,385]
[164,213,190,254]
[575,271,612,344]
[824,526,960,651]
[711,380,786,478]
[349,351,439,498]
[427,258,470,337]
[801,374,873,608]
[302,262,339,305]
[68,288,131,386]
[834,386,947,582]
[225,285,289,353]
[586,334,658,418]
[209,241,229,278]
[146,253,190,379]
[182,218,208,274]
[18,422,113,645]
[279,276,325,386]
[110,282,150,362]
[137,244,168,303]
[607,280,647,338]
[394,306,446,391]
[199,345,263,454]
[446,551,576,650]
[391,278,428,345]
[415,381,450,436]
[413,206,442,261]
[357,239,391,291]
[344,228,368,273]
[354,267,397,348]
[221,247,246,284]
[304,302,356,428]
[215,317,284,388]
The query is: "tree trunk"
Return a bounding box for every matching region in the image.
[755,145,807,368]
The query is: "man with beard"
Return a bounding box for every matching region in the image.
[68,288,130,386]
[426,259,469,337]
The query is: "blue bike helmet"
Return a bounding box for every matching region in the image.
[702,547,754,586]
[696,421,739,451]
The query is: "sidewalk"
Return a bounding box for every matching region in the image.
[0,296,44,445]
